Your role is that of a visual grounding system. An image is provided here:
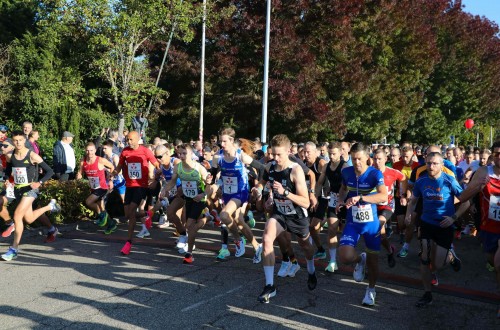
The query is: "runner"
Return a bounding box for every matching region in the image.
[372,149,406,268]
[256,134,316,303]
[336,143,388,306]
[315,142,348,272]
[405,151,469,307]
[458,141,500,318]
[76,142,116,234]
[102,139,126,203]
[160,143,212,263]
[111,131,159,255]
[212,129,262,262]
[1,131,61,261]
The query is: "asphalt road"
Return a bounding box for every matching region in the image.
[0,220,499,329]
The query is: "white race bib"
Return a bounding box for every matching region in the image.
[127,163,142,180]
[88,176,100,189]
[13,167,28,184]
[275,199,297,215]
[328,192,338,208]
[182,180,198,198]
[222,176,238,194]
[6,184,15,199]
[488,195,500,222]
[169,187,178,197]
[352,204,374,223]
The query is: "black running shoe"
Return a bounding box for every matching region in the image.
[307,272,317,291]
[258,285,276,303]
[387,245,396,268]
[415,292,433,308]
[450,249,461,272]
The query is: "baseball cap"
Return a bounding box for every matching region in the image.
[0,124,8,132]
[62,131,74,138]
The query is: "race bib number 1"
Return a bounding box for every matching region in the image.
[127,163,142,180]
[222,176,238,194]
[488,195,500,221]
[182,181,198,198]
[13,167,28,184]
[275,199,297,215]
[352,204,374,223]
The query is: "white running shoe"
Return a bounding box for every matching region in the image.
[253,243,263,264]
[176,235,188,249]
[362,287,376,306]
[178,244,195,254]
[325,261,338,273]
[158,215,170,228]
[287,263,300,277]
[234,239,246,257]
[277,261,291,277]
[353,252,367,282]
[136,227,150,238]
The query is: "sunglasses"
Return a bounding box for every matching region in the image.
[1,144,9,148]
[155,154,165,159]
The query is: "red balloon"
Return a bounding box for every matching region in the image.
[464,118,474,130]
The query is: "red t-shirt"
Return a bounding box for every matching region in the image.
[119,146,157,188]
[377,167,405,211]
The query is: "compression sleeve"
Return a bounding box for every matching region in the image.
[250,159,266,171]
[289,154,310,175]
[38,162,54,183]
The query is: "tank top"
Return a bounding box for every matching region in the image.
[480,165,500,234]
[11,150,38,187]
[264,162,307,218]
[178,161,205,200]
[325,159,345,208]
[82,156,108,190]
[218,149,249,196]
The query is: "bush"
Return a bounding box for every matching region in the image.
[1,180,94,225]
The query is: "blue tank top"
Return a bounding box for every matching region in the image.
[218,149,249,195]
[160,157,176,181]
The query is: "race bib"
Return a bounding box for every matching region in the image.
[127,163,142,180]
[222,176,238,194]
[275,199,297,215]
[5,184,15,199]
[182,180,198,198]
[13,167,28,184]
[488,195,500,221]
[88,176,100,189]
[352,204,374,223]
[328,192,338,208]
[169,187,178,197]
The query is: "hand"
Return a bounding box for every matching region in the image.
[309,194,318,211]
[272,181,285,195]
[251,187,262,200]
[344,196,361,209]
[335,203,344,214]
[30,182,41,190]
[400,197,407,207]
[440,216,455,228]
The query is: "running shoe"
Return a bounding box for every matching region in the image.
[97,212,108,227]
[44,227,59,243]
[210,210,222,227]
[104,220,118,235]
[431,273,439,286]
[353,252,367,282]
[307,272,317,290]
[234,239,246,257]
[325,261,338,273]
[49,199,61,213]
[144,210,153,229]
[120,241,132,255]
[287,262,301,277]
[246,211,256,228]
[449,249,461,272]
[397,246,409,258]
[461,224,471,235]
[362,287,376,306]
[1,222,15,238]
[158,215,170,229]
[183,253,194,264]
[176,235,188,249]
[178,245,195,254]
[253,243,263,264]
[314,250,327,260]
[257,285,276,303]
[277,261,291,277]
[217,248,230,260]
[1,246,18,261]
[136,227,150,238]
[415,292,433,308]
[387,245,396,268]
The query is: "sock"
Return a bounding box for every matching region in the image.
[48,225,55,233]
[141,224,147,231]
[290,256,298,264]
[318,246,325,253]
[10,246,18,252]
[6,220,13,225]
[308,236,313,245]
[127,239,132,244]
[306,258,315,274]
[221,227,228,245]
[329,248,337,263]
[403,242,409,250]
[180,231,187,236]
[368,286,376,292]
[222,244,228,249]
[282,253,289,262]
[264,266,274,286]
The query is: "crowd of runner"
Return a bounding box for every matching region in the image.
[0,121,499,318]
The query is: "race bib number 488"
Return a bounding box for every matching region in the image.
[352,204,374,223]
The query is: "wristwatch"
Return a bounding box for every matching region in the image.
[309,188,314,193]
[284,189,290,197]
[451,214,458,221]
[359,195,364,203]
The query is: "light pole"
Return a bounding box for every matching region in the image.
[199,0,207,144]
[261,0,271,144]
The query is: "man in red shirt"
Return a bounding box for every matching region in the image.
[112,131,159,255]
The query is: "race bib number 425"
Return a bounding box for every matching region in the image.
[352,204,374,223]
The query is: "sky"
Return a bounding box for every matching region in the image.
[461,0,500,26]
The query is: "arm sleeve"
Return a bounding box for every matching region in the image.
[250,159,266,171]
[38,162,54,183]
[288,154,310,175]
